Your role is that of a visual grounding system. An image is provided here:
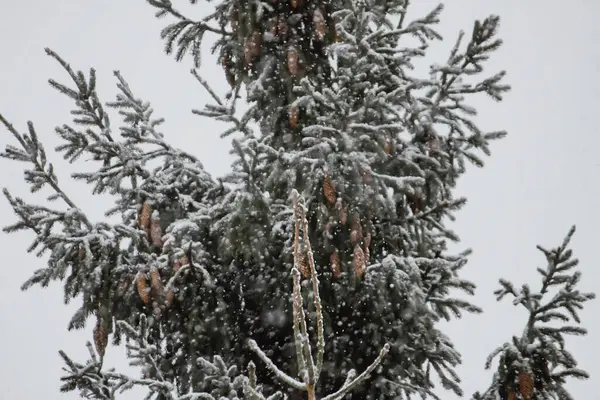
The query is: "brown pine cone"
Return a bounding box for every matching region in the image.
[93,317,109,358]
[363,231,372,248]
[136,272,150,305]
[289,106,300,128]
[323,174,336,205]
[353,245,366,278]
[165,288,175,308]
[330,250,341,278]
[287,47,299,76]
[138,201,152,231]
[149,267,163,297]
[250,31,262,57]
[150,212,163,248]
[299,249,310,279]
[519,371,533,400]
[384,138,393,154]
[313,9,327,41]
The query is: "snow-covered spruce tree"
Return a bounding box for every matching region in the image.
[473,226,594,400]
[143,0,509,398]
[0,0,518,399]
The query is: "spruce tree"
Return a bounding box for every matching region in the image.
[0,1,594,400]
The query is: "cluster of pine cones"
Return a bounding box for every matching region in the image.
[221,0,338,129]
[318,172,372,279]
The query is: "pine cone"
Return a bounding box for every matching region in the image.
[93,318,109,358]
[350,228,362,247]
[384,138,393,154]
[287,47,299,76]
[165,288,175,308]
[289,106,300,128]
[138,201,152,231]
[330,250,341,278]
[173,254,188,272]
[149,267,163,297]
[507,392,516,400]
[350,216,362,246]
[150,212,163,248]
[363,231,372,248]
[250,31,262,57]
[244,37,254,66]
[353,245,366,278]
[519,371,533,400]
[173,258,182,272]
[323,174,336,205]
[299,250,310,279]
[313,9,327,41]
[136,272,151,305]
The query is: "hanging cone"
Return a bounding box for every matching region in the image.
[350,215,362,246]
[287,47,299,76]
[330,250,341,278]
[149,266,163,297]
[353,245,366,278]
[136,272,151,305]
[150,211,163,248]
[93,317,109,358]
[519,371,534,400]
[173,257,182,272]
[138,201,152,231]
[313,9,327,41]
[173,254,188,272]
[165,288,175,308]
[384,138,393,154]
[323,173,336,205]
[244,37,254,66]
[289,106,300,128]
[250,31,262,57]
[363,231,372,248]
[299,249,310,279]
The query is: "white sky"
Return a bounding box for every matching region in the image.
[0,1,598,399]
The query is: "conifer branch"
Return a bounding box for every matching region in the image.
[249,189,390,399]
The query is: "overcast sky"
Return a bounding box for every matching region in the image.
[1,1,599,399]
